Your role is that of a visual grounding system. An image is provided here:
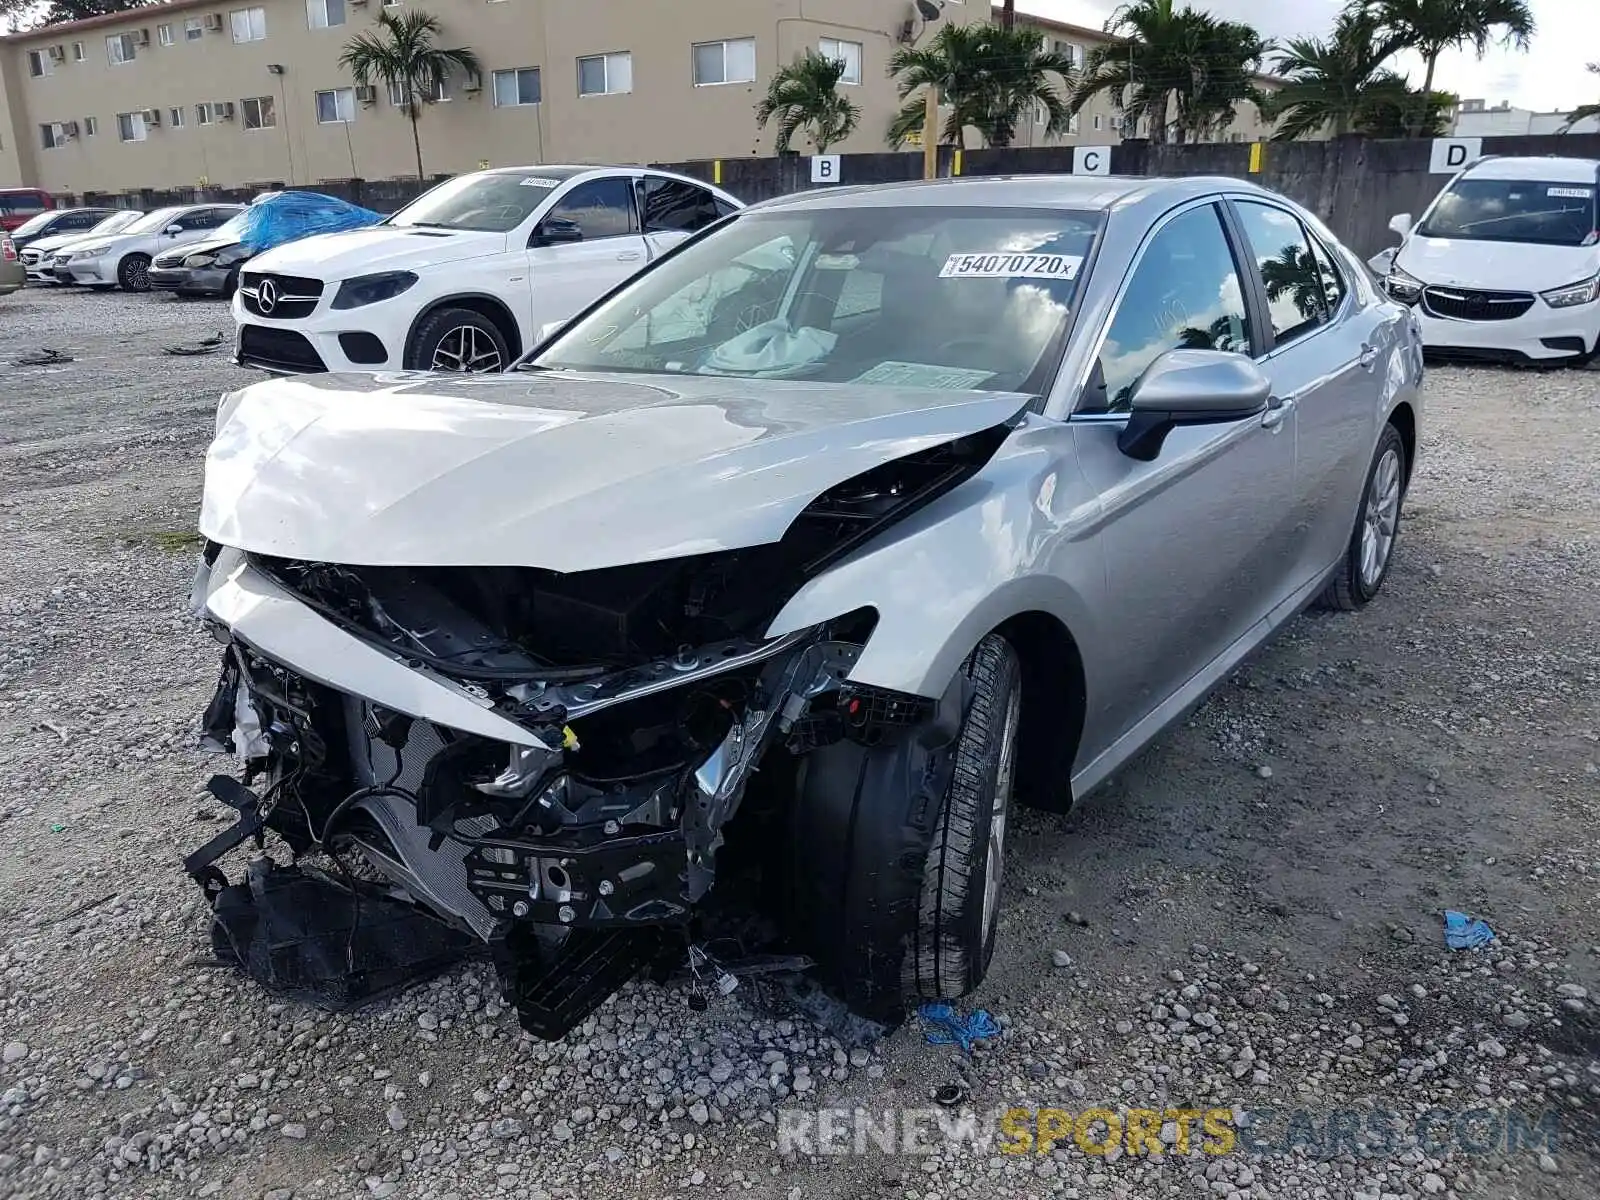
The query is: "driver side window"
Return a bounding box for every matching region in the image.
[542,178,639,241]
[1083,204,1253,414]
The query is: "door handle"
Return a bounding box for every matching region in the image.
[616,251,642,262]
[1359,343,1380,370]
[1261,396,1295,429]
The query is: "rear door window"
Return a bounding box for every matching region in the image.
[639,177,722,234]
[1233,200,1330,347]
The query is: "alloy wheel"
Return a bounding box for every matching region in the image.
[980,683,1023,942]
[1360,447,1402,589]
[430,325,504,373]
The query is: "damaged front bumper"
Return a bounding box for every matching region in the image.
[185,546,915,1038]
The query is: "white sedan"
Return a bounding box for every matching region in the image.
[230,166,742,375]
[62,204,244,292]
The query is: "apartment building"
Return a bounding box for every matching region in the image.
[0,0,985,195]
[0,1,1284,198]
[1002,10,1281,148]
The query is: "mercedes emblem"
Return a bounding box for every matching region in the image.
[257,278,278,313]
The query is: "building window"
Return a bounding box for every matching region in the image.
[315,87,355,123]
[492,67,542,107]
[72,41,85,61]
[231,7,267,43]
[242,95,276,129]
[116,111,148,142]
[84,116,98,136]
[818,37,861,85]
[196,102,214,125]
[169,106,186,128]
[158,23,174,46]
[1052,39,1086,69]
[41,123,64,150]
[27,50,50,76]
[185,17,203,41]
[577,51,632,97]
[107,33,136,65]
[383,0,401,6]
[306,0,345,30]
[692,38,755,87]
[1068,113,1080,135]
[387,77,448,106]
[1109,114,1122,131]
[1093,113,1103,131]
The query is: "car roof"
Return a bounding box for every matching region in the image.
[745,174,1280,215]
[1464,156,1599,182]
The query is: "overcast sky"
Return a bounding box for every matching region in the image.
[1023,0,1592,114]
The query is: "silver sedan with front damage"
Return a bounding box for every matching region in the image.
[187,175,1423,1038]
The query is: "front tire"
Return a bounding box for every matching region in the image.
[785,634,1022,1020]
[406,307,509,373]
[116,254,151,293]
[1317,422,1407,611]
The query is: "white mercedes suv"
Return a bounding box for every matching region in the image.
[232,166,742,375]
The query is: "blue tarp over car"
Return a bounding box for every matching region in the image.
[231,191,384,253]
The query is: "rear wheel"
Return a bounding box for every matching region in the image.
[1317,422,1407,611]
[116,254,151,293]
[785,634,1022,1020]
[406,308,509,373]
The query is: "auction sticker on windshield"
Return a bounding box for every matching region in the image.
[1546,186,1594,199]
[940,252,1082,280]
[520,177,562,188]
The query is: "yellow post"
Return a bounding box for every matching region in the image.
[713,159,723,186]
[953,148,963,176]
[1248,142,1263,174]
[922,86,939,180]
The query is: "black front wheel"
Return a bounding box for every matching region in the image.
[784,634,1023,1020]
[116,254,151,293]
[406,308,509,373]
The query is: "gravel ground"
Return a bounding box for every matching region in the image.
[1,285,1597,1200]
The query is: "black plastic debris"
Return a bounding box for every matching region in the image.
[8,348,73,367]
[208,857,477,1012]
[162,332,228,357]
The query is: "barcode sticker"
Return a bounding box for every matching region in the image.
[520,177,561,188]
[940,252,1082,280]
[1547,186,1593,199]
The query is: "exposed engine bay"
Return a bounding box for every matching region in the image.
[185,422,1005,1039]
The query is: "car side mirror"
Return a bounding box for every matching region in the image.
[164,223,184,236]
[531,217,583,248]
[1117,349,1273,462]
[537,318,567,343]
[1388,213,1412,238]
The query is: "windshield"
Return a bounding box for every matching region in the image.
[389,171,579,232]
[1419,177,1599,246]
[10,210,62,237]
[88,210,143,236]
[214,212,251,240]
[122,206,185,236]
[532,207,1098,393]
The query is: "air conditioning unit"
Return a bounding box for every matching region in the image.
[63,120,80,138]
[132,28,150,47]
[217,101,236,120]
[47,44,66,62]
[204,13,224,31]
[355,84,377,104]
[141,107,161,126]
[461,73,481,93]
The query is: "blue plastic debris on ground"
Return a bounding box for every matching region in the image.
[231,191,384,254]
[918,1003,1001,1052]
[1444,909,1496,949]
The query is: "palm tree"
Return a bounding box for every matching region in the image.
[1352,81,1455,136]
[340,10,481,180]
[1071,0,1269,144]
[1561,63,1600,132]
[1364,0,1535,136]
[1267,8,1409,139]
[755,51,861,154]
[887,23,1076,149]
[1179,19,1272,142]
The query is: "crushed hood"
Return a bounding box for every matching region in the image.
[200,370,1028,572]
[1397,236,1600,293]
[248,226,507,279]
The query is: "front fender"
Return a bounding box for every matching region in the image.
[766,416,1107,700]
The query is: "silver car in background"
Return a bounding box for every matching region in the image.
[63,203,244,292]
[187,176,1423,1038]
